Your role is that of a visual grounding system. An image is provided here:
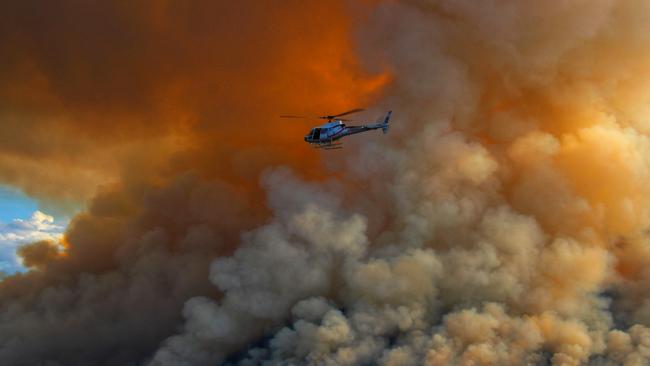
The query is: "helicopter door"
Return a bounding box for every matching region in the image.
[313,128,321,140]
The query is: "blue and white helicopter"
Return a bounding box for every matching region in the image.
[281,108,392,149]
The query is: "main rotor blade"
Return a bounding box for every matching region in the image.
[316,117,353,122]
[285,108,364,120]
[333,108,365,117]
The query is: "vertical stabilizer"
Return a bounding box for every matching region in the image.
[382,110,392,134]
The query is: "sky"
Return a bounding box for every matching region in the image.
[4,1,650,365]
[0,186,66,273]
[0,186,37,222]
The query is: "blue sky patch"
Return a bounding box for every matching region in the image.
[0,186,39,223]
[0,186,67,273]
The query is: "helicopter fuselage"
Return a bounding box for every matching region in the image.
[304,121,348,143]
[304,111,391,147]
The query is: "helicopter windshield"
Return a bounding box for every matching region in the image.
[312,128,321,140]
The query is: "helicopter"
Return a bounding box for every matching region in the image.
[280,109,392,149]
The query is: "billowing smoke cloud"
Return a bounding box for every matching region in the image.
[150,0,650,365]
[4,0,650,365]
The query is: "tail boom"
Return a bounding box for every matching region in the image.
[344,110,393,137]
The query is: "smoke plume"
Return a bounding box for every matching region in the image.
[4,0,650,365]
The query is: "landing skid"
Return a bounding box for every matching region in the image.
[314,142,343,150]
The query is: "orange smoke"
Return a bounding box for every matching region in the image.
[0,1,389,210]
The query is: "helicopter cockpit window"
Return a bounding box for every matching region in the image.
[313,128,321,140]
